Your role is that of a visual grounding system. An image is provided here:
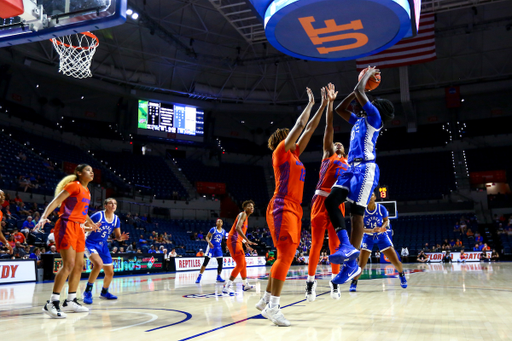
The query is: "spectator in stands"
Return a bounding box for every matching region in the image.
[111,247,119,254]
[475,233,483,243]
[442,239,450,249]
[449,239,455,247]
[127,242,136,253]
[45,245,57,254]
[13,228,26,245]
[29,247,42,267]
[119,247,125,253]
[198,231,204,240]
[480,249,489,262]
[158,246,165,253]
[148,246,156,254]
[460,220,468,235]
[455,239,462,250]
[136,248,142,254]
[13,241,26,258]
[0,244,12,258]
[296,253,306,265]
[7,234,15,249]
[435,244,442,252]
[417,251,428,263]
[169,248,178,257]
[482,243,490,251]
[491,249,499,262]
[473,243,480,251]
[442,251,452,263]
[453,222,460,233]
[21,216,35,237]
[196,248,204,257]
[422,243,430,252]
[138,235,148,251]
[466,228,475,240]
[401,247,409,263]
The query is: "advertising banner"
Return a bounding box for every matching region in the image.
[426,251,491,263]
[175,256,266,272]
[0,259,37,284]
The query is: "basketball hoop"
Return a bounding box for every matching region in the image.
[50,32,99,79]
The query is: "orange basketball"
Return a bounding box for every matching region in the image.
[358,68,381,91]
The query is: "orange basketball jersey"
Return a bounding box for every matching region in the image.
[315,154,348,194]
[59,181,91,224]
[228,212,248,245]
[271,140,306,204]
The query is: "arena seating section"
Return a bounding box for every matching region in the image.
[93,151,187,200]
[175,158,268,208]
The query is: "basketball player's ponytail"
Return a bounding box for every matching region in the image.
[55,164,90,197]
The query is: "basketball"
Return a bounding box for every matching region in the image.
[358,68,381,91]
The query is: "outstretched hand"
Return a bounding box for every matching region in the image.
[327,83,338,102]
[120,232,130,241]
[34,218,50,233]
[306,87,314,105]
[320,87,327,107]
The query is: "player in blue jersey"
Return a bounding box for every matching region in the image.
[324,67,395,285]
[195,219,227,283]
[349,192,407,291]
[83,198,129,304]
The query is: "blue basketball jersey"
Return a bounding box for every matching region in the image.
[209,227,227,248]
[347,102,382,164]
[86,211,120,244]
[364,204,389,235]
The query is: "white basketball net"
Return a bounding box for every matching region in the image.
[50,32,99,79]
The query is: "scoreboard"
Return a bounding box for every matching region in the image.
[138,100,204,136]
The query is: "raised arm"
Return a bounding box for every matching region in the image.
[296,87,327,156]
[284,88,315,152]
[335,92,357,122]
[323,83,338,159]
[354,66,380,108]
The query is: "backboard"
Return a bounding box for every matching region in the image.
[0,0,126,48]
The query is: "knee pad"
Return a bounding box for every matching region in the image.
[351,204,365,216]
[202,256,211,267]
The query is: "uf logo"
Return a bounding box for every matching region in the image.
[298,17,368,54]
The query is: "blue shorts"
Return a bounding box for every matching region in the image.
[333,161,380,207]
[206,245,223,258]
[85,240,113,265]
[361,231,393,252]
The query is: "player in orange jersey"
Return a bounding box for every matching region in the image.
[222,200,257,294]
[305,83,349,302]
[257,87,326,327]
[0,190,13,255]
[35,164,100,319]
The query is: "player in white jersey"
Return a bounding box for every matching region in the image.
[196,219,227,283]
[83,198,129,304]
[349,192,407,291]
[324,67,395,285]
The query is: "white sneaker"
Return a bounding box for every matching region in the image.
[329,280,341,300]
[61,298,89,313]
[242,283,254,291]
[255,297,268,311]
[305,280,317,302]
[222,284,234,295]
[42,300,67,319]
[263,304,291,327]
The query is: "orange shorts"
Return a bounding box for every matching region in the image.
[266,197,302,246]
[310,194,345,232]
[227,240,244,257]
[54,219,85,253]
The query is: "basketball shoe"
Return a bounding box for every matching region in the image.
[195,274,202,283]
[262,304,291,327]
[332,260,361,285]
[349,280,358,292]
[305,280,317,302]
[329,280,341,299]
[43,300,67,319]
[255,297,268,311]
[329,229,360,264]
[83,291,93,305]
[100,291,118,300]
[399,272,407,288]
[242,282,254,291]
[62,298,89,313]
[216,275,225,282]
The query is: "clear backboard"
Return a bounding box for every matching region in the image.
[0,0,126,48]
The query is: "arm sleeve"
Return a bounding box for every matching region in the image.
[363,102,382,129]
[62,182,80,196]
[90,212,101,224]
[348,113,358,125]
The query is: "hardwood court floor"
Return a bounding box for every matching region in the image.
[1,262,511,341]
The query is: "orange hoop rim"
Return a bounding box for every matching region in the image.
[50,31,99,50]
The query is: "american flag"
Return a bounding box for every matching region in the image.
[356,14,436,71]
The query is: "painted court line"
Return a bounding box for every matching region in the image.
[177,291,331,341]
